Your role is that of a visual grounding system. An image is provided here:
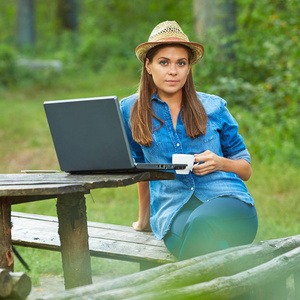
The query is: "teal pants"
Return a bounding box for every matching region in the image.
[163,195,258,261]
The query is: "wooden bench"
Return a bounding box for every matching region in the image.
[11,211,176,271]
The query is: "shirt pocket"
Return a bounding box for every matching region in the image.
[199,135,216,144]
[194,124,221,155]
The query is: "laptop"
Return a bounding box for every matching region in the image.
[44,96,186,174]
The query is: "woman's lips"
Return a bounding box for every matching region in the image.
[166,80,179,85]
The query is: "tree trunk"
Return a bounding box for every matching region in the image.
[193,0,218,39]
[16,0,35,47]
[193,0,237,59]
[56,0,78,32]
[115,246,300,300]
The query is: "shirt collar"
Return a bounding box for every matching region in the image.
[151,92,165,104]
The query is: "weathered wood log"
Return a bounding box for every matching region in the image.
[0,269,12,298]
[9,272,32,300]
[83,243,300,300]
[40,246,243,300]
[123,246,300,300]
[254,278,288,300]
[0,270,31,300]
[41,235,300,300]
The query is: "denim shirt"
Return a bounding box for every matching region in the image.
[120,92,254,240]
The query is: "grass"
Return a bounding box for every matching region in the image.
[246,161,300,241]
[0,70,139,173]
[1,69,300,285]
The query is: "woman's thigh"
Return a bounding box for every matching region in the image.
[184,197,258,247]
[164,196,258,260]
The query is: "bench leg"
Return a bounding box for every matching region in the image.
[57,193,92,289]
[0,197,14,271]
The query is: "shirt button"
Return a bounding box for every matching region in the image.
[191,187,194,191]
[177,143,180,147]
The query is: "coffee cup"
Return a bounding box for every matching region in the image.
[172,154,195,174]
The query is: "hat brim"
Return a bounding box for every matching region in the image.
[135,40,204,65]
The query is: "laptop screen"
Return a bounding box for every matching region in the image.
[44,96,136,172]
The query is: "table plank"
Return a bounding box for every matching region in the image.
[0,172,174,183]
[0,184,88,197]
[0,172,174,197]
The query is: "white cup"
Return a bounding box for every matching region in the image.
[172,154,195,174]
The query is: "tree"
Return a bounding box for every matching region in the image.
[193,0,217,39]
[193,0,237,59]
[56,0,78,32]
[16,0,35,47]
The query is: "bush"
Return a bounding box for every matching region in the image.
[0,0,299,166]
[205,76,300,165]
[0,45,17,86]
[193,0,300,165]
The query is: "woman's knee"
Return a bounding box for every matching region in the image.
[179,216,230,260]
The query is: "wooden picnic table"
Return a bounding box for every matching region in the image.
[0,171,174,289]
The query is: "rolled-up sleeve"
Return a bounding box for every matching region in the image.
[227,149,251,164]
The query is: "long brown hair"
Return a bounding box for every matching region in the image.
[130,44,208,146]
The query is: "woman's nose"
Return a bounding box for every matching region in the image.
[168,64,178,75]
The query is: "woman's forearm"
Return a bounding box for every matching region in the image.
[220,157,252,181]
[194,150,252,181]
[133,181,151,231]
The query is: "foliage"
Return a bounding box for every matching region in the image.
[0,44,17,86]
[0,0,299,164]
[73,0,194,72]
[193,0,300,165]
[0,44,61,88]
[0,0,300,164]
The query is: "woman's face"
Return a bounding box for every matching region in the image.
[145,46,191,101]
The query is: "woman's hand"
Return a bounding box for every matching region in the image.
[192,150,223,176]
[192,150,252,181]
[133,220,152,232]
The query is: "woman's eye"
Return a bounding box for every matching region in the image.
[178,61,186,66]
[159,60,168,66]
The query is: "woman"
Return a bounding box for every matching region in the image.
[120,21,258,261]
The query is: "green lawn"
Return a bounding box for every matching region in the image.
[1,70,300,284]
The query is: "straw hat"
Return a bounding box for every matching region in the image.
[135,21,204,65]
